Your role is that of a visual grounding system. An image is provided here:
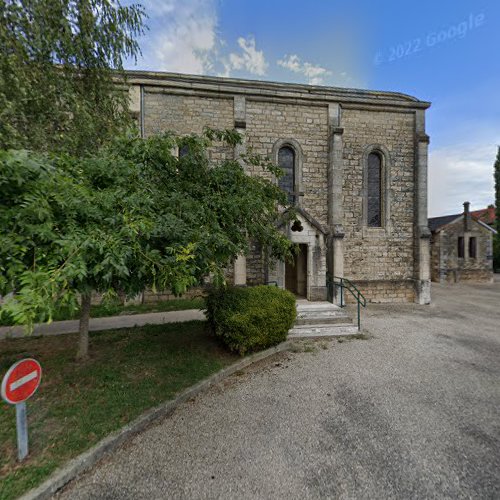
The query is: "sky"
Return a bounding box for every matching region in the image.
[125,0,500,216]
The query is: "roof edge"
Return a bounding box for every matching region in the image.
[430,214,498,234]
[123,69,431,109]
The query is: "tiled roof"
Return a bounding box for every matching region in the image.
[470,206,496,226]
[428,214,461,232]
[428,206,497,232]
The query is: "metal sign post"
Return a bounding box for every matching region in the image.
[1,358,42,462]
[16,401,29,461]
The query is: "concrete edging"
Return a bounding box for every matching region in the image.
[19,340,293,500]
[0,310,206,340]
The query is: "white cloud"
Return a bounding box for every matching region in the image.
[223,36,268,77]
[140,1,176,16]
[277,54,332,85]
[130,3,268,79]
[139,0,218,74]
[429,140,498,217]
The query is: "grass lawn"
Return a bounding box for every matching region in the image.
[0,321,237,500]
[0,297,205,326]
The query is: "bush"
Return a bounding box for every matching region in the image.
[205,285,297,355]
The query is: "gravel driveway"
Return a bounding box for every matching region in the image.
[58,280,500,499]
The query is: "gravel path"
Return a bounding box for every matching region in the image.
[58,280,500,499]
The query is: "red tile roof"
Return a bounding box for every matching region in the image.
[470,206,496,226]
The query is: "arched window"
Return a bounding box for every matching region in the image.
[278,146,295,203]
[367,152,382,227]
[179,144,190,158]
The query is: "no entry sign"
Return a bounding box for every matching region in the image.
[1,358,42,404]
[1,358,42,461]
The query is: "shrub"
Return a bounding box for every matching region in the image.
[205,285,297,355]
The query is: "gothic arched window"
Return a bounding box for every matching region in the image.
[367,152,382,227]
[278,146,296,203]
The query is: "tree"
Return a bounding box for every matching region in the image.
[0,147,170,360]
[494,146,500,272]
[0,130,294,360]
[119,128,295,285]
[0,0,145,154]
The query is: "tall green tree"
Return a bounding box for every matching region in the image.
[0,130,294,360]
[494,146,500,272]
[0,0,145,154]
[0,147,169,360]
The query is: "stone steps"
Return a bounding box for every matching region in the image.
[288,323,359,338]
[289,300,359,338]
[295,311,350,325]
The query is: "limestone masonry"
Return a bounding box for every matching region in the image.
[127,71,432,304]
[429,202,496,283]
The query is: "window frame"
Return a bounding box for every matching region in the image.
[468,236,477,259]
[367,151,383,228]
[361,144,391,234]
[277,145,296,204]
[272,138,304,207]
[458,236,465,258]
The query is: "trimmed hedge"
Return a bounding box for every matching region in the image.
[205,285,296,355]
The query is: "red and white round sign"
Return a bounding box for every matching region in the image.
[1,359,42,405]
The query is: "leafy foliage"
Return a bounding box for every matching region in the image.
[115,128,295,286]
[205,285,297,355]
[0,147,176,329]
[0,130,295,334]
[0,0,145,154]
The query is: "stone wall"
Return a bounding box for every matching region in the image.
[246,241,266,286]
[245,101,329,223]
[130,71,430,303]
[143,91,234,161]
[347,280,415,304]
[431,218,494,283]
[430,232,441,282]
[341,108,417,299]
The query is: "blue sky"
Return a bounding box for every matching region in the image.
[127,0,499,216]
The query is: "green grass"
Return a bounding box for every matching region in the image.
[0,321,236,500]
[0,297,205,326]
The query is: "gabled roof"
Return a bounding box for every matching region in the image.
[428,214,461,233]
[428,212,498,234]
[294,207,328,235]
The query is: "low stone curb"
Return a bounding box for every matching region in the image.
[19,340,294,500]
[0,310,206,340]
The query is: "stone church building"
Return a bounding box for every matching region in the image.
[127,71,432,304]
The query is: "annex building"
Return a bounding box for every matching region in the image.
[429,202,496,283]
[127,71,432,304]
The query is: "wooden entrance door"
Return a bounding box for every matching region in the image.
[285,244,307,297]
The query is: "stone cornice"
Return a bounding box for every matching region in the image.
[124,70,431,111]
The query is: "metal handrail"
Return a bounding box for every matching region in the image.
[327,275,367,331]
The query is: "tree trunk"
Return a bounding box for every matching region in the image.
[117,288,126,306]
[76,293,91,361]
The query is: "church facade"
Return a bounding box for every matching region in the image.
[127,71,432,304]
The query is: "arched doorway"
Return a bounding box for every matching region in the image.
[285,244,308,297]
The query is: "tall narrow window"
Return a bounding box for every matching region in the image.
[278,146,295,203]
[458,236,465,258]
[367,152,382,227]
[469,237,477,259]
[179,145,190,158]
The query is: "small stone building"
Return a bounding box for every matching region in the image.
[429,202,496,283]
[127,71,432,304]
